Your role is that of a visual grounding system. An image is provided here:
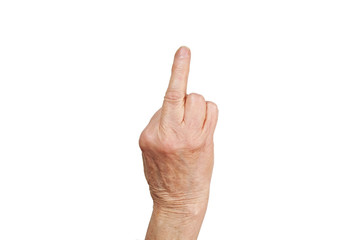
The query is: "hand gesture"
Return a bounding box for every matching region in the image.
[139,46,218,239]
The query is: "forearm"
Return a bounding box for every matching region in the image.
[145,203,208,240]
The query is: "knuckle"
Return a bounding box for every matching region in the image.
[172,63,187,75]
[185,138,204,151]
[207,101,218,112]
[139,129,153,150]
[141,126,205,154]
[164,90,184,102]
[187,93,205,102]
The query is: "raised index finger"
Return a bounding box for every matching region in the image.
[162,46,191,122]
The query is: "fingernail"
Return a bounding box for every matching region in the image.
[178,46,190,58]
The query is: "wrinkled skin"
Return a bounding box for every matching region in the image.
[139,46,218,219]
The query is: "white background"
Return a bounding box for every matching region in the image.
[0,1,359,239]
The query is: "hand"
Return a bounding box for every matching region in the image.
[139,46,218,239]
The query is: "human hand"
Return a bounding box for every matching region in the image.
[139,46,218,239]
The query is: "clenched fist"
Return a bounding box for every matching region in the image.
[139,46,218,239]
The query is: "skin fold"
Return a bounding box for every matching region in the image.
[139,46,218,240]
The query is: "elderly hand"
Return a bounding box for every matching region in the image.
[139,46,218,239]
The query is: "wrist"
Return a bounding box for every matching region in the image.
[149,186,210,215]
[145,201,209,240]
[153,200,208,221]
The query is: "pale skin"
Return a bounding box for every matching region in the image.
[139,46,218,239]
